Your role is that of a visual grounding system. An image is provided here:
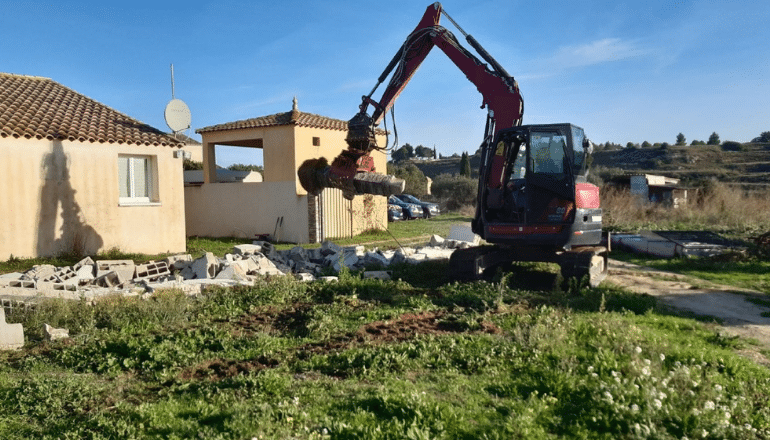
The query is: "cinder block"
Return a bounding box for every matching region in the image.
[95,260,136,280]
[134,261,171,281]
[0,307,24,350]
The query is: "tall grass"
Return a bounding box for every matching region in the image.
[602,182,770,235]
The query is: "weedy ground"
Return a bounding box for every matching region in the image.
[1,261,769,440]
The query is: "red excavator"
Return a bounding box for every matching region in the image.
[298,2,609,286]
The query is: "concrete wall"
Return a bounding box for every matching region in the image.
[0,137,186,260]
[184,181,309,242]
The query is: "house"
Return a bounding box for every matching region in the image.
[188,99,388,243]
[0,73,187,260]
[611,174,693,208]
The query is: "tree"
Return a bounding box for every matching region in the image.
[390,144,413,163]
[183,158,203,170]
[676,133,686,146]
[415,145,433,158]
[707,132,720,145]
[641,141,652,149]
[388,163,428,197]
[751,131,770,143]
[228,163,263,173]
[459,152,471,177]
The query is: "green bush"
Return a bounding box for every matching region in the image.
[431,173,477,210]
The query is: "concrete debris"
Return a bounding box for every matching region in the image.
[0,226,476,304]
[0,307,24,350]
[43,323,69,341]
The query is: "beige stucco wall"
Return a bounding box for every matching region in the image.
[0,137,186,260]
[192,123,389,242]
[185,181,308,242]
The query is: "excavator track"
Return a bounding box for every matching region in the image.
[558,246,609,287]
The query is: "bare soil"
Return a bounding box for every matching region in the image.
[606,258,770,365]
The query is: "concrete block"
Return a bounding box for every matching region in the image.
[0,307,24,350]
[73,257,95,270]
[294,260,320,274]
[25,264,56,280]
[253,241,276,259]
[343,245,366,257]
[234,244,262,256]
[332,251,360,272]
[320,241,341,256]
[43,323,69,341]
[214,262,249,281]
[76,265,95,283]
[0,273,26,288]
[448,224,480,245]
[294,272,316,282]
[288,246,309,264]
[191,253,219,279]
[96,260,136,280]
[93,271,125,288]
[363,251,390,268]
[134,261,171,281]
[428,234,446,247]
[249,254,284,276]
[165,254,193,271]
[414,247,455,262]
[7,279,35,289]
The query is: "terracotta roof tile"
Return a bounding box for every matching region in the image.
[196,110,386,135]
[0,72,182,147]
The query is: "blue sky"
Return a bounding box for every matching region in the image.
[3,0,768,167]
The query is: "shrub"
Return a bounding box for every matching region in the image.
[431,173,477,210]
[388,163,428,197]
[721,141,743,151]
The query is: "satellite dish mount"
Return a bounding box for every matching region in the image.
[164,64,191,133]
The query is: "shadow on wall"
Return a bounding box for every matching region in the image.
[36,140,103,257]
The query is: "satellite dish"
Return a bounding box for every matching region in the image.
[165,98,191,133]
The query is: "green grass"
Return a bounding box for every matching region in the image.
[1,264,769,439]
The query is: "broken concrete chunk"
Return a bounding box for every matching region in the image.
[76,265,95,282]
[429,234,445,247]
[73,257,95,270]
[234,243,262,256]
[96,260,136,281]
[288,246,308,264]
[43,323,69,341]
[318,276,338,283]
[191,253,219,279]
[0,307,24,350]
[320,241,341,256]
[294,272,315,282]
[214,262,249,281]
[25,264,56,281]
[93,270,127,288]
[165,254,193,271]
[363,251,390,268]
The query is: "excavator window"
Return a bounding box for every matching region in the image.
[530,133,567,176]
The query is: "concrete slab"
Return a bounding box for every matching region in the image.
[0,307,24,350]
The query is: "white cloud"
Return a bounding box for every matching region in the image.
[522,38,648,79]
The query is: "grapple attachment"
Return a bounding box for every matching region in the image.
[297,112,405,200]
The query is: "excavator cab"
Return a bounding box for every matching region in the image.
[477,123,602,251]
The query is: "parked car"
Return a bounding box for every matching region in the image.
[387,204,404,222]
[394,194,440,218]
[387,195,423,220]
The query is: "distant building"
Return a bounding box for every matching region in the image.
[612,174,693,208]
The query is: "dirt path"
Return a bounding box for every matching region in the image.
[606,259,770,365]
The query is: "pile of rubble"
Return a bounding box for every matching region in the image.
[0,234,477,303]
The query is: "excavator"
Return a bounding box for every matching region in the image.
[297,2,609,286]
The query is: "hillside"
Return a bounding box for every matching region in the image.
[405,143,770,187]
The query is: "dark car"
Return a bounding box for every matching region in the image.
[387,204,404,222]
[394,194,440,218]
[387,195,423,220]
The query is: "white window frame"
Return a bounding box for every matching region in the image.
[118,155,160,206]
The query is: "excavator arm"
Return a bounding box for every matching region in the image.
[298,2,523,199]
